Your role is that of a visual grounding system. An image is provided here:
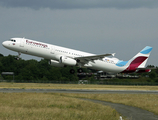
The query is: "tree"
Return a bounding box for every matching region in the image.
[149,72,156,79]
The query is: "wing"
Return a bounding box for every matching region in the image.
[75,53,115,62]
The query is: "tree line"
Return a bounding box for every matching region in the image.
[0,54,157,83]
[0,54,80,82]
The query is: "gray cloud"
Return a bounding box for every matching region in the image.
[0,0,158,9]
[0,1,158,66]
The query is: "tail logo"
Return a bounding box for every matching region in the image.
[121,46,152,73]
[122,56,148,73]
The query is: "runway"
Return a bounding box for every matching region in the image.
[1,88,158,120]
[0,88,158,94]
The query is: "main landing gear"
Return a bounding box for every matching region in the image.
[69,68,83,74]
[70,69,75,74]
[78,68,83,73]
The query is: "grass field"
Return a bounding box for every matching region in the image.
[0,92,120,120]
[0,83,158,119]
[0,82,158,90]
[59,93,158,115]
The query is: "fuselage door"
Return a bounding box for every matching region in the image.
[51,45,55,54]
[20,38,25,47]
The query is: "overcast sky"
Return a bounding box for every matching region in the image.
[0,0,158,66]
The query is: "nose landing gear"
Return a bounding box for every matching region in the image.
[15,52,21,60]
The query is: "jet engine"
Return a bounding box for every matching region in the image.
[59,56,77,66]
[49,59,64,67]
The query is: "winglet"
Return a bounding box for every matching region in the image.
[112,53,116,57]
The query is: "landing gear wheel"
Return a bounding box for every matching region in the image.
[16,52,21,60]
[78,68,83,73]
[70,69,75,74]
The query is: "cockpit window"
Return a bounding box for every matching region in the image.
[10,39,16,42]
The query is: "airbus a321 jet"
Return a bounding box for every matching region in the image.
[2,38,153,74]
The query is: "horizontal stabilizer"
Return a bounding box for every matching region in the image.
[136,67,156,70]
[136,67,155,73]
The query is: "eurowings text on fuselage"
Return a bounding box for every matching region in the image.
[2,38,153,74]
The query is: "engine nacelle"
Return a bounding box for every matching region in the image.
[49,59,64,67]
[60,56,77,66]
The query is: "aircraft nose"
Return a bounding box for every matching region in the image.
[2,41,8,47]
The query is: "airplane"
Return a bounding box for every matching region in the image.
[2,37,153,74]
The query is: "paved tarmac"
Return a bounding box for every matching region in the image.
[0,88,158,120]
[0,88,158,94]
[82,98,158,120]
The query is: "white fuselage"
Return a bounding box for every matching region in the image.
[2,38,128,73]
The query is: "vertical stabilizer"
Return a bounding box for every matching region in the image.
[133,46,152,68]
[122,46,152,73]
